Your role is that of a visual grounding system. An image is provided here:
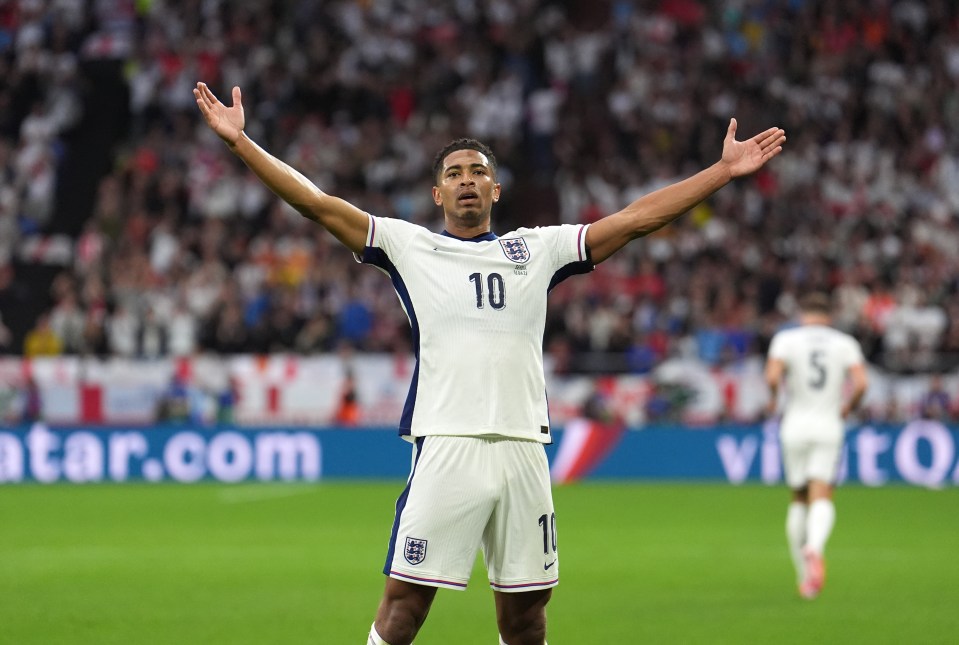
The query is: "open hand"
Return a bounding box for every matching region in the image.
[194,82,245,146]
[721,118,786,178]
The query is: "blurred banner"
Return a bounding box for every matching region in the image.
[0,355,953,427]
[1,421,956,487]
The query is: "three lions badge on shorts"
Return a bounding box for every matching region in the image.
[404,537,428,565]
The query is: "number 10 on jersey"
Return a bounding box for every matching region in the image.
[469,272,505,310]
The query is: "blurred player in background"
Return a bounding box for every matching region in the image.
[765,292,868,599]
[194,81,784,645]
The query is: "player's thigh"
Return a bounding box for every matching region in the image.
[377,577,438,626]
[387,436,498,588]
[780,438,812,490]
[494,587,552,636]
[483,440,558,591]
[806,440,843,488]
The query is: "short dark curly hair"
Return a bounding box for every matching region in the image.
[799,292,832,315]
[431,138,497,184]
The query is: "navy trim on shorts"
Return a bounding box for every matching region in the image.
[383,437,426,575]
[389,570,467,589]
[490,577,559,591]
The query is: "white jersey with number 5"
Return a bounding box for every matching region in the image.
[768,324,865,442]
[356,214,592,443]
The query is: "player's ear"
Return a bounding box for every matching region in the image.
[493,182,501,202]
[432,185,442,206]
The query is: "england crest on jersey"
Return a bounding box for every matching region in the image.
[499,237,531,264]
[404,537,428,565]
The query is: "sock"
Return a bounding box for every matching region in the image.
[805,499,836,555]
[785,502,808,583]
[368,622,391,645]
[500,638,508,645]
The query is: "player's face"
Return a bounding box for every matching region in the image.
[432,149,501,228]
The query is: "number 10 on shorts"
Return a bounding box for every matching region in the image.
[539,512,557,554]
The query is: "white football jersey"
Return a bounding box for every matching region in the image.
[768,324,865,442]
[357,215,592,443]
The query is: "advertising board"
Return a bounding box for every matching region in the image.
[1,421,956,486]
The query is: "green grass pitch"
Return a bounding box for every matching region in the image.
[1,482,957,644]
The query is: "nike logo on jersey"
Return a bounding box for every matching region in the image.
[544,560,556,570]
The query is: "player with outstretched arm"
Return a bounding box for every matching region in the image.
[194,82,785,645]
[765,292,868,599]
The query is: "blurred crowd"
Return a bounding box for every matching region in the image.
[2,0,959,388]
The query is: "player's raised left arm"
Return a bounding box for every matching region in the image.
[193,82,369,254]
[585,118,785,264]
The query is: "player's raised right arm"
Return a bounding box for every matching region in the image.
[193,82,368,254]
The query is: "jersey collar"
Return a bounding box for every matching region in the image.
[440,230,498,242]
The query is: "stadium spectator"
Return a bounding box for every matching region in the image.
[79,309,109,357]
[106,302,139,358]
[334,366,360,426]
[918,374,954,422]
[23,313,62,358]
[166,301,199,357]
[0,310,12,353]
[136,307,168,359]
[48,290,85,354]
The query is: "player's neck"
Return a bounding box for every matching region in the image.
[443,217,492,239]
[801,313,831,327]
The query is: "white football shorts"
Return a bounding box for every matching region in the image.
[383,435,559,592]
[780,436,843,489]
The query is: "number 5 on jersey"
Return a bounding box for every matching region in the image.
[809,349,827,389]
